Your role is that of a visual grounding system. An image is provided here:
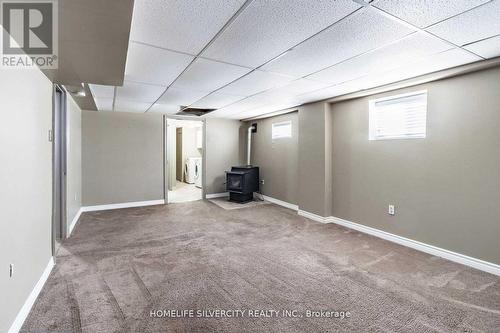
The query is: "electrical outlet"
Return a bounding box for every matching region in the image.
[388,205,395,216]
[9,264,13,277]
[260,179,265,185]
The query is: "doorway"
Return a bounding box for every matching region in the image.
[52,85,67,254]
[165,117,204,203]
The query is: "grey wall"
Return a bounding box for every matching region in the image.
[0,68,53,332]
[330,67,500,264]
[205,118,241,194]
[243,112,299,204]
[67,95,82,229]
[297,102,333,216]
[82,111,164,206]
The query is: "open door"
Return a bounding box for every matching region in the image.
[52,85,67,254]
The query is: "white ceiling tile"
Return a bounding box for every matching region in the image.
[94,98,114,111]
[426,1,500,46]
[360,48,482,88]
[172,58,251,92]
[149,103,180,114]
[89,84,114,98]
[374,0,490,28]
[125,42,194,86]
[116,81,165,102]
[114,100,152,113]
[262,7,415,78]
[201,0,360,67]
[157,87,209,106]
[191,91,245,109]
[297,80,363,104]
[272,78,334,95]
[307,32,452,84]
[217,70,294,96]
[130,0,246,54]
[464,35,500,58]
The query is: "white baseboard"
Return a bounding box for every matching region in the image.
[81,199,165,212]
[298,210,330,223]
[328,216,500,277]
[8,257,55,333]
[206,192,229,199]
[68,207,82,236]
[262,195,298,211]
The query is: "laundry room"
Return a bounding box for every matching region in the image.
[166,118,203,203]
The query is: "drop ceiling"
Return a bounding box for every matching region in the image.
[90,0,500,119]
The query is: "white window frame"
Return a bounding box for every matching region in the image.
[272,120,292,139]
[369,90,427,141]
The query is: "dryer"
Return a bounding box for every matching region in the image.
[194,158,202,188]
[184,157,199,184]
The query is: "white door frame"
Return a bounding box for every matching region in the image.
[163,115,206,204]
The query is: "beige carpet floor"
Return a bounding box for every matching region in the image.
[21,200,500,332]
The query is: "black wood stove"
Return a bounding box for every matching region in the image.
[226,166,259,203]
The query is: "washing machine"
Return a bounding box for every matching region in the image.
[194,158,202,188]
[184,157,199,184]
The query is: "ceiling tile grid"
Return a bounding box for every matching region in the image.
[157,87,210,106]
[201,0,361,67]
[190,91,246,109]
[125,42,194,86]
[114,100,152,113]
[217,70,294,96]
[374,0,491,28]
[307,32,453,85]
[261,7,416,78]
[464,34,500,58]
[115,81,165,102]
[426,1,500,46]
[149,103,180,114]
[172,58,252,92]
[129,0,246,54]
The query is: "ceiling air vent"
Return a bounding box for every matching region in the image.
[176,107,216,116]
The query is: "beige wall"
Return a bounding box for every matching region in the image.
[330,67,500,264]
[82,111,164,206]
[0,68,53,332]
[243,112,299,204]
[205,118,241,194]
[66,95,82,229]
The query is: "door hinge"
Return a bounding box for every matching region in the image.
[48,129,53,142]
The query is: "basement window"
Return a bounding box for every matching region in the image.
[272,120,292,139]
[369,90,427,140]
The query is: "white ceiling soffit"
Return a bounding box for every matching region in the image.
[125,42,194,86]
[464,35,500,58]
[426,1,500,46]
[373,0,491,28]
[307,32,452,85]
[94,98,114,112]
[172,58,252,92]
[129,0,247,54]
[201,0,361,67]
[89,84,115,99]
[262,7,415,78]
